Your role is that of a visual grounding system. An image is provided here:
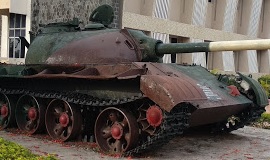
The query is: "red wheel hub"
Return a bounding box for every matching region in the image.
[28,107,37,120]
[146,105,163,127]
[1,104,8,118]
[59,113,69,127]
[111,123,123,140]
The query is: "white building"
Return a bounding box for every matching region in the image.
[0,0,31,64]
[122,0,270,73]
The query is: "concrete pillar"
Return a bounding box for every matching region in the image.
[26,0,31,48]
[259,50,270,73]
[208,0,238,71]
[190,0,208,67]
[221,0,238,71]
[153,0,171,63]
[154,0,169,19]
[223,0,239,32]
[177,0,208,67]
[0,15,8,59]
[238,0,263,73]
[258,0,270,74]
[192,0,207,26]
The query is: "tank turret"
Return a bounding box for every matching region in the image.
[25,23,270,65]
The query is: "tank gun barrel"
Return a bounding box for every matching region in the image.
[156,39,270,56]
[127,29,270,62]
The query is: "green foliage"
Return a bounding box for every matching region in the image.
[258,75,270,98]
[252,112,270,129]
[210,69,220,75]
[0,138,58,160]
[261,112,270,122]
[209,69,239,86]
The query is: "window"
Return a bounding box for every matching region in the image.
[9,13,26,58]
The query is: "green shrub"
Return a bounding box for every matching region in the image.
[261,112,270,122]
[258,75,270,98]
[252,112,270,129]
[0,138,57,160]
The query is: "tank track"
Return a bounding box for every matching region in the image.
[0,88,142,107]
[124,105,191,157]
[211,106,265,133]
[0,88,191,156]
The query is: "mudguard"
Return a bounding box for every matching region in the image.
[140,75,207,112]
[238,73,269,107]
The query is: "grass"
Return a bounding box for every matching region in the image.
[0,137,58,160]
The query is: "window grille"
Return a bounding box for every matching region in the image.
[9,13,26,58]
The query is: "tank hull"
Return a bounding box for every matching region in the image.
[0,62,267,155]
[1,62,264,122]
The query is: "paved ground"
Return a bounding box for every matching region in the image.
[152,126,270,160]
[1,126,270,160]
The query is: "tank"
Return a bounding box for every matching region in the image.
[0,5,269,156]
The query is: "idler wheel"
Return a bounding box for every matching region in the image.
[95,107,139,154]
[45,99,82,141]
[15,95,46,134]
[137,103,164,135]
[146,105,163,127]
[0,93,16,130]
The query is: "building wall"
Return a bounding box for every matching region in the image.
[31,0,120,32]
[0,15,8,62]
[0,0,31,64]
[0,15,2,55]
[122,0,270,74]
[0,0,10,9]
[0,9,9,62]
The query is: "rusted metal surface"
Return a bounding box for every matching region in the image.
[189,103,249,127]
[0,63,145,80]
[140,75,207,112]
[20,63,146,81]
[46,31,139,64]
[15,95,46,134]
[137,62,254,126]
[45,99,82,141]
[95,107,139,153]
[0,93,16,130]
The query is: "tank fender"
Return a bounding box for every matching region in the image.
[140,75,207,112]
[238,72,268,107]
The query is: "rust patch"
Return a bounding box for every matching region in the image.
[46,31,139,64]
[140,75,207,112]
